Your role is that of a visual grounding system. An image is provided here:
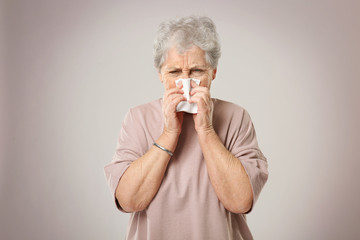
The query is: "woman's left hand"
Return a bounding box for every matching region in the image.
[188,80,214,134]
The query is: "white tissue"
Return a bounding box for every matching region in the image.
[175,78,201,114]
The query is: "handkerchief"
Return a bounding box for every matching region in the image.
[175,78,201,114]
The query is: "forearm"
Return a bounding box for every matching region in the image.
[197,129,253,214]
[116,132,179,212]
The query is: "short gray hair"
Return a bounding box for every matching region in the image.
[153,16,221,71]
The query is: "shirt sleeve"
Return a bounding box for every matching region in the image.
[229,109,269,214]
[104,109,147,212]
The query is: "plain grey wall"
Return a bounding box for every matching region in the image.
[1,0,6,199]
[1,0,360,239]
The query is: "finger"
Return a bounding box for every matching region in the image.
[164,88,184,99]
[165,94,187,112]
[188,95,202,104]
[173,95,187,107]
[190,85,209,96]
[190,92,210,104]
[170,93,187,103]
[190,80,199,88]
[188,95,211,108]
[165,93,185,107]
[194,98,213,113]
[176,81,183,89]
[168,87,184,96]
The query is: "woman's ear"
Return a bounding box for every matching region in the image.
[212,68,217,80]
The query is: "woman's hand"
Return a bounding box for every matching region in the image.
[162,82,186,138]
[189,80,214,134]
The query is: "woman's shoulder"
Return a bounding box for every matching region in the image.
[212,98,252,123]
[130,98,161,110]
[128,98,162,118]
[213,98,246,113]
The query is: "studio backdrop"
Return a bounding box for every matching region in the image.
[1,0,359,239]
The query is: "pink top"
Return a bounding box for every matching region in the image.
[104,98,268,240]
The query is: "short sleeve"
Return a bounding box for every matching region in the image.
[229,109,269,213]
[104,109,147,212]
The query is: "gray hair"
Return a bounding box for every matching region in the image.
[153,16,221,71]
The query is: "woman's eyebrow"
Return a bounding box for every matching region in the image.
[165,66,181,71]
[189,65,207,69]
[164,65,208,72]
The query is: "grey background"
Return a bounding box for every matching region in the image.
[1,0,360,239]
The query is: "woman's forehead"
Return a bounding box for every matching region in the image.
[164,46,208,67]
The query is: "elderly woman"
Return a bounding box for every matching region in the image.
[105,16,268,240]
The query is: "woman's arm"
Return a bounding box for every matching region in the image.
[189,81,253,214]
[116,86,186,212]
[197,129,253,214]
[115,132,179,212]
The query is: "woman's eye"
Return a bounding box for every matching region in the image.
[192,69,203,74]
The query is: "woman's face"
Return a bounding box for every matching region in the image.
[159,45,217,90]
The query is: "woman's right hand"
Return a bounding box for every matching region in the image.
[162,82,186,138]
